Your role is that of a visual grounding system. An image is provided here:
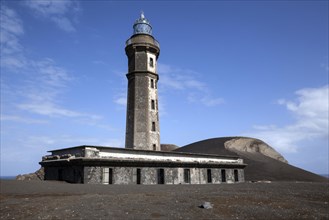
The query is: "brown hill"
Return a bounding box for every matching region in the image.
[160,144,179,152]
[174,137,327,182]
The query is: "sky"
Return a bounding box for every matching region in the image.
[1,0,328,176]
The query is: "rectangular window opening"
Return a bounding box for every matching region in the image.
[150,57,154,67]
[184,169,190,184]
[151,100,155,110]
[234,169,239,182]
[207,169,212,183]
[150,79,154,88]
[158,169,165,184]
[152,122,156,132]
[153,144,156,151]
[137,168,141,184]
[221,169,226,183]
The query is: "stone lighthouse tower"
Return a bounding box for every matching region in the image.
[125,12,160,151]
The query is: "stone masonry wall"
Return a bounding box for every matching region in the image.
[88,167,244,185]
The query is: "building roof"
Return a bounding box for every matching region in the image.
[48,145,240,159]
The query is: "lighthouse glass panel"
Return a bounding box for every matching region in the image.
[133,23,152,35]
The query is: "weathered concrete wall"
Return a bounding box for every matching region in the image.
[44,166,83,183]
[45,165,244,185]
[176,168,184,184]
[84,166,102,184]
[226,169,234,183]
[238,169,245,182]
[141,167,157,184]
[190,168,199,184]
[44,167,58,181]
[212,168,221,184]
[113,167,133,184]
[164,168,177,184]
[200,169,207,184]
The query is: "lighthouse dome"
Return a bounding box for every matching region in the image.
[133,12,152,36]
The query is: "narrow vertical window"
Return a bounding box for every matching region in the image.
[153,144,156,151]
[234,169,239,182]
[151,99,155,110]
[221,169,226,183]
[156,100,158,110]
[207,169,212,183]
[155,80,157,89]
[152,122,156,132]
[184,169,190,184]
[150,79,154,88]
[137,168,141,184]
[109,168,113,184]
[149,57,154,67]
[157,169,165,184]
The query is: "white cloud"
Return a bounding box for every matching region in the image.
[245,85,329,153]
[31,58,72,87]
[158,63,224,107]
[0,5,26,71]
[1,6,102,122]
[17,102,82,117]
[51,16,76,32]
[115,97,127,106]
[0,115,48,124]
[25,135,124,150]
[24,0,80,32]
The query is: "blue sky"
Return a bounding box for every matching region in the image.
[1,0,328,176]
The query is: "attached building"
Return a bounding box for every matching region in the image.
[40,146,246,184]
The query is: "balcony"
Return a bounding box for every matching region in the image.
[125,38,160,49]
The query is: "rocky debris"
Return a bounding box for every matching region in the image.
[16,167,44,181]
[83,147,100,158]
[224,137,288,163]
[199,202,213,209]
[42,155,60,161]
[161,144,179,152]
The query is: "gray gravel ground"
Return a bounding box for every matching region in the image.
[1,180,328,220]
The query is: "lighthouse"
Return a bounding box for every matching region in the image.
[125,12,160,151]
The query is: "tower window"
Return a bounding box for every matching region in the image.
[150,79,154,88]
[149,57,154,67]
[151,100,155,110]
[153,144,156,151]
[155,80,157,89]
[152,122,156,131]
[184,169,190,183]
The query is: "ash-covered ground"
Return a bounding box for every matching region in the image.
[1,180,328,219]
